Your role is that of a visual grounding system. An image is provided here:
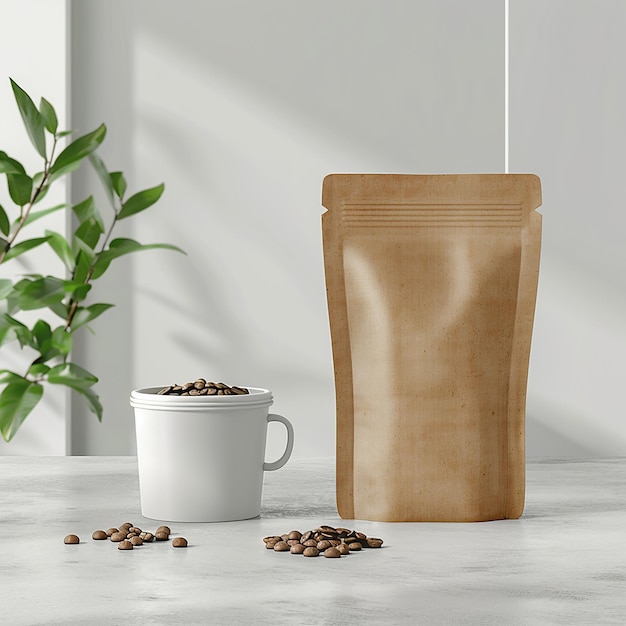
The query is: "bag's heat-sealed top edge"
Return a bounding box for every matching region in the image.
[322,173,542,217]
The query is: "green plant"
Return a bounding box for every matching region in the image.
[0,78,184,442]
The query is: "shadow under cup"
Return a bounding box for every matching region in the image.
[130,387,294,522]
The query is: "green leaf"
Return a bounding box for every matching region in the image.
[62,279,91,302]
[19,203,66,229]
[39,326,72,360]
[47,300,69,320]
[118,183,164,220]
[91,237,185,280]
[0,314,32,348]
[27,362,50,377]
[10,78,46,159]
[72,196,104,231]
[0,279,12,299]
[68,302,114,331]
[0,378,44,442]
[47,159,82,185]
[87,153,114,206]
[0,151,26,175]
[73,385,103,421]
[39,97,58,134]
[72,245,95,283]
[47,362,98,390]
[0,370,22,384]
[0,205,9,236]
[2,236,50,262]
[0,238,8,257]
[32,319,52,348]
[7,173,33,206]
[110,172,127,199]
[73,218,104,254]
[15,276,65,311]
[49,124,106,177]
[45,229,75,273]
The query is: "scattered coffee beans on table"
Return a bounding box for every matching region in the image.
[157,379,249,396]
[263,525,384,558]
[64,522,187,550]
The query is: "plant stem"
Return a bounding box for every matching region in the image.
[64,205,120,330]
[0,136,57,265]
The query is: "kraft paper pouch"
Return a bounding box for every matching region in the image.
[321,174,542,522]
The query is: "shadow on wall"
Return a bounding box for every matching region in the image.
[526,391,623,458]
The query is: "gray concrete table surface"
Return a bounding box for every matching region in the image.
[0,456,624,625]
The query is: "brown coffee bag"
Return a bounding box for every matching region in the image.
[322,174,542,521]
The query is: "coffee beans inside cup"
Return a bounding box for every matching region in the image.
[157,379,249,396]
[263,525,384,558]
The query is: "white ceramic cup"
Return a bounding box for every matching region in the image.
[130,386,294,522]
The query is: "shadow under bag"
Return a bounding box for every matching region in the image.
[321,174,542,521]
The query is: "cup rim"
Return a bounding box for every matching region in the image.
[130,386,273,410]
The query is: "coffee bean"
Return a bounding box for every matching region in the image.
[92,530,107,540]
[324,547,341,558]
[188,389,200,395]
[336,543,350,555]
[64,534,79,544]
[303,547,320,557]
[157,386,172,395]
[303,539,317,548]
[156,526,171,536]
[155,532,169,541]
[130,536,143,546]
[288,530,302,541]
[290,544,305,554]
[118,540,133,550]
[105,528,118,537]
[366,537,384,548]
[317,540,332,551]
[263,536,281,544]
[273,541,289,552]
[110,532,126,542]
[347,542,362,551]
[172,537,188,548]
[193,380,206,389]
[142,532,154,542]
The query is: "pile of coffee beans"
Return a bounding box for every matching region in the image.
[263,525,383,558]
[157,379,249,396]
[63,522,188,550]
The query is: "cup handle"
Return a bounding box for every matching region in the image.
[263,413,294,471]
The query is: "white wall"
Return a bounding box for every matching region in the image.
[0,0,69,455]
[69,0,504,458]
[511,0,626,456]
[5,1,623,458]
